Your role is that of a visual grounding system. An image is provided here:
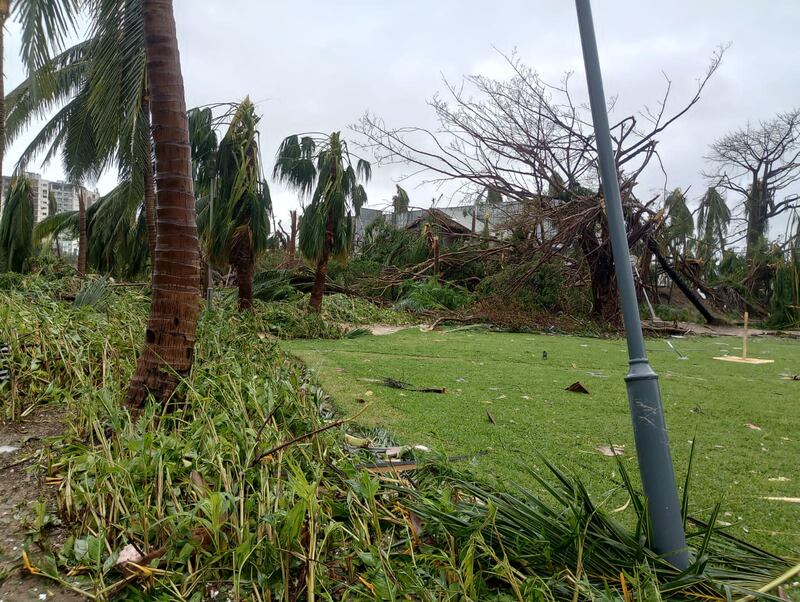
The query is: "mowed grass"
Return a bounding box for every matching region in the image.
[286,328,800,557]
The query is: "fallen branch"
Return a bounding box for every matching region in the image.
[250,404,370,466]
[381,377,446,394]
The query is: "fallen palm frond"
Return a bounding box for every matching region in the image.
[73,277,110,308]
[380,376,446,393]
[0,275,795,600]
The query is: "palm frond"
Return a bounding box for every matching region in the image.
[0,178,35,273]
[13,0,80,90]
[33,209,78,240]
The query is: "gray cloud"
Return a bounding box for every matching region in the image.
[4,0,799,235]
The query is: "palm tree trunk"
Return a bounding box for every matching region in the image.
[308,210,333,312]
[142,95,157,267]
[289,210,297,260]
[0,1,7,192]
[231,229,254,310]
[77,189,87,275]
[125,0,200,414]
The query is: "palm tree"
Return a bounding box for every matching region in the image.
[274,131,370,312]
[124,0,200,412]
[0,177,34,272]
[0,0,9,190]
[663,188,693,257]
[191,99,271,310]
[391,184,409,226]
[34,181,149,277]
[76,186,86,274]
[5,0,154,268]
[696,186,730,262]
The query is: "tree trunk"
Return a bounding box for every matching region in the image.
[308,210,333,313]
[125,0,200,414]
[432,234,440,276]
[142,95,157,269]
[0,1,7,191]
[289,210,297,260]
[77,189,87,275]
[588,247,620,323]
[231,228,254,310]
[649,241,718,325]
[745,177,768,260]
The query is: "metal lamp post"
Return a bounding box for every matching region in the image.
[574,0,689,568]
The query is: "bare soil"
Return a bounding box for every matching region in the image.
[0,407,84,601]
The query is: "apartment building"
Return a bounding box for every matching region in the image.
[1,173,99,254]
[1,172,99,221]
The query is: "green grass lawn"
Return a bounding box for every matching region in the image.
[286,327,800,557]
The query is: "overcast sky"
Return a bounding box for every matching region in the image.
[4,0,799,235]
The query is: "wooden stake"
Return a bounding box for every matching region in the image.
[742,311,749,359]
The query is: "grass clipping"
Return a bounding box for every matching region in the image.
[0,279,795,600]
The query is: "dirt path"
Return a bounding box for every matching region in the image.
[674,321,800,338]
[0,407,84,601]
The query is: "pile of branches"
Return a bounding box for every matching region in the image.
[356,48,728,324]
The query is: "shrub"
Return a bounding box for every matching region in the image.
[394,278,470,311]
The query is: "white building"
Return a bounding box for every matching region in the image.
[1,173,99,254]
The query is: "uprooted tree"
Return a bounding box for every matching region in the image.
[357,49,726,322]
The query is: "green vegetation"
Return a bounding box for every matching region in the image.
[287,327,800,555]
[1,279,796,600]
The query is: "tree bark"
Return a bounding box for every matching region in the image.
[649,241,718,325]
[141,94,157,269]
[745,176,768,260]
[125,0,200,414]
[288,210,297,260]
[0,0,7,193]
[308,210,333,312]
[77,189,87,275]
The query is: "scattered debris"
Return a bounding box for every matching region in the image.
[542,351,548,360]
[0,445,20,454]
[486,410,496,425]
[596,444,625,457]
[344,434,371,448]
[745,423,762,431]
[115,543,144,566]
[566,381,590,394]
[762,497,800,504]
[380,377,446,394]
[768,476,790,482]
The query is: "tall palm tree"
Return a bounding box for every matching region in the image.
[0,0,9,190]
[76,186,86,274]
[191,99,271,310]
[124,0,200,411]
[391,184,409,226]
[0,176,34,272]
[274,131,370,312]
